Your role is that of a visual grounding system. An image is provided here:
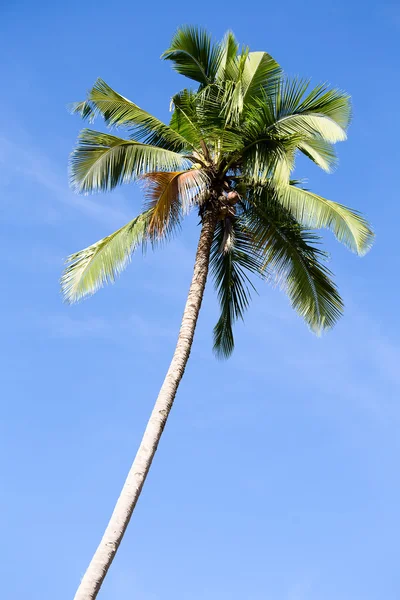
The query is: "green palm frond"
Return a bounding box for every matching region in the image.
[272,113,347,143]
[69,100,96,123]
[242,80,350,150]
[82,78,192,151]
[211,217,264,358]
[241,51,281,104]
[273,79,351,129]
[246,199,343,332]
[269,81,350,142]
[70,129,192,193]
[215,50,281,126]
[215,31,239,81]
[196,86,244,150]
[170,87,245,156]
[61,210,153,303]
[297,137,338,172]
[295,83,352,129]
[274,78,311,116]
[241,139,295,186]
[161,26,222,85]
[273,183,374,255]
[169,89,203,148]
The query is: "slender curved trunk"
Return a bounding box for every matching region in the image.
[74,207,218,600]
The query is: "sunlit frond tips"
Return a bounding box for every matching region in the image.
[61,211,153,304]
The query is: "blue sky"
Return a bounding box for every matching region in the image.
[1,1,399,598]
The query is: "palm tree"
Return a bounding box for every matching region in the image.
[62,26,373,599]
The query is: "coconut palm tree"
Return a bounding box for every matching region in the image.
[62,26,373,599]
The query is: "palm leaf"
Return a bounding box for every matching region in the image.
[269,80,351,142]
[241,139,295,186]
[211,217,264,358]
[273,183,374,255]
[81,79,192,150]
[169,89,203,148]
[274,78,311,117]
[246,199,344,332]
[215,31,239,81]
[61,210,153,303]
[141,169,209,235]
[161,26,222,85]
[295,83,351,129]
[242,51,281,104]
[170,87,245,156]
[69,100,96,123]
[242,80,349,148]
[297,138,338,172]
[219,50,282,125]
[215,50,281,126]
[272,113,347,143]
[70,129,192,193]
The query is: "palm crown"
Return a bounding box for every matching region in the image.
[62,26,373,357]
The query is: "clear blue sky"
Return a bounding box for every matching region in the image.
[1,1,399,599]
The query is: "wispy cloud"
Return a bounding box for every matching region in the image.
[0,134,131,227]
[287,575,315,600]
[46,314,113,339]
[1,243,64,272]
[189,286,400,438]
[45,312,176,346]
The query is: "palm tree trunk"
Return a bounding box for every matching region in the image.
[74,207,218,600]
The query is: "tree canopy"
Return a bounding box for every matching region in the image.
[62,26,373,357]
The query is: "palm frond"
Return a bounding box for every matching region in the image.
[295,83,352,129]
[272,183,374,255]
[83,78,191,150]
[241,80,349,152]
[69,100,96,123]
[269,80,351,142]
[297,138,338,172]
[242,51,281,104]
[272,113,347,143]
[169,86,245,157]
[215,31,239,81]
[141,169,209,235]
[242,139,295,186]
[70,129,192,193]
[215,50,281,126]
[272,79,351,128]
[61,210,153,303]
[195,85,246,153]
[210,217,264,358]
[274,78,311,117]
[161,26,222,85]
[246,199,344,332]
[169,89,203,148]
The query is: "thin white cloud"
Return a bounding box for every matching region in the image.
[45,312,176,345]
[287,575,315,600]
[0,134,132,227]
[46,314,112,339]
